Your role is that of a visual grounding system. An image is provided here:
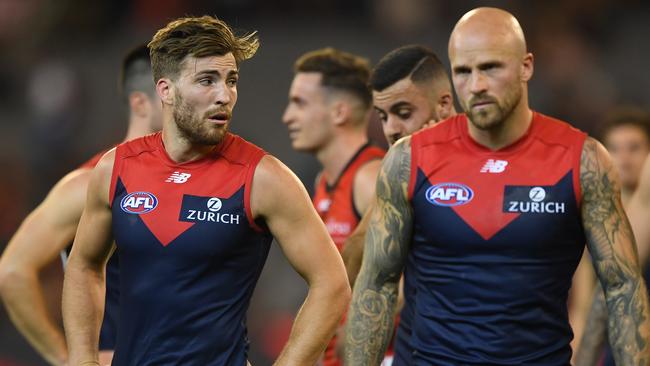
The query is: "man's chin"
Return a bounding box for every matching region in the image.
[290,140,315,153]
[468,112,502,131]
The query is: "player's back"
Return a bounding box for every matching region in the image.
[109,132,272,365]
[406,113,586,365]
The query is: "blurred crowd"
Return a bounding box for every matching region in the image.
[1,0,649,364]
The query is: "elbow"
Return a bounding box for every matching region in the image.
[336,276,352,314]
[0,264,34,298]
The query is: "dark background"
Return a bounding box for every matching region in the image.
[1,0,649,364]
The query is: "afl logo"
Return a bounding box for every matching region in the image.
[120,192,158,214]
[425,183,474,207]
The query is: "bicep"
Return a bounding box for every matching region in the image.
[581,138,641,287]
[253,156,343,283]
[353,160,382,215]
[68,155,115,269]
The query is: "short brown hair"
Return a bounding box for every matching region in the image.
[148,16,259,82]
[294,48,372,109]
[599,106,650,144]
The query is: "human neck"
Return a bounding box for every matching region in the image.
[123,115,154,142]
[467,100,532,151]
[316,131,368,186]
[161,121,218,164]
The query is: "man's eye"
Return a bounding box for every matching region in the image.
[397,110,412,119]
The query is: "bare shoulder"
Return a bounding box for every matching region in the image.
[353,159,382,189]
[386,136,412,165]
[378,136,412,197]
[48,167,93,203]
[251,155,309,218]
[579,137,617,197]
[580,137,611,176]
[86,148,117,206]
[252,154,300,188]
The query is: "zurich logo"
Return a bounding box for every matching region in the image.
[120,191,158,214]
[425,183,474,207]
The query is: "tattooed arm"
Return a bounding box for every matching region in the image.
[576,137,650,366]
[344,137,413,365]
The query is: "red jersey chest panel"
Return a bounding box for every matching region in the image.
[409,113,586,241]
[109,132,266,247]
[313,145,385,251]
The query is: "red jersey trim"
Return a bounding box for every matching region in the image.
[244,152,267,233]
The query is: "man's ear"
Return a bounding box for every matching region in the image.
[331,100,352,127]
[157,78,174,105]
[435,92,454,121]
[129,92,149,118]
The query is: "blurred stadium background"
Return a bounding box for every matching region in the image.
[1,0,649,364]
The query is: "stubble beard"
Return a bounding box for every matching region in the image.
[466,85,522,131]
[173,93,229,146]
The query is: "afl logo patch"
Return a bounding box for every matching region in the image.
[120,192,158,214]
[425,183,474,207]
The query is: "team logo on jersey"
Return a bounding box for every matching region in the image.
[503,186,566,214]
[480,159,508,173]
[316,198,331,213]
[180,195,240,225]
[325,220,351,237]
[120,192,158,214]
[425,183,474,207]
[206,197,222,212]
[165,171,192,183]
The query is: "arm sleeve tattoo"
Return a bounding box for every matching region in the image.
[578,137,650,366]
[344,137,413,365]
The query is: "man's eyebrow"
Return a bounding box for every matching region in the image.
[389,101,413,112]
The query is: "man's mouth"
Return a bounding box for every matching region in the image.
[207,112,230,125]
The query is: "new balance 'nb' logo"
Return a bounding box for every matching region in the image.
[480,159,508,173]
[165,172,192,183]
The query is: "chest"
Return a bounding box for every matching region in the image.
[410,141,584,257]
[111,161,255,260]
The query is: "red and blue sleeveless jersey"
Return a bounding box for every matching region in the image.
[312,144,384,366]
[77,149,120,351]
[108,132,272,365]
[401,112,587,365]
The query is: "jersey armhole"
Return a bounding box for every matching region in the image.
[108,148,122,209]
[572,134,587,208]
[407,137,418,201]
[244,152,267,233]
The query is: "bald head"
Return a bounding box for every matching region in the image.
[447,7,533,133]
[449,7,527,59]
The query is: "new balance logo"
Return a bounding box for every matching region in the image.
[480,159,508,173]
[165,172,192,183]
